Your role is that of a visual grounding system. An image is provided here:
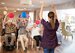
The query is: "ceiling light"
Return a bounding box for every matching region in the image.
[17,8,20,10]
[3,11,7,15]
[1,2,5,5]
[24,8,27,10]
[17,8,24,11]
[14,10,16,12]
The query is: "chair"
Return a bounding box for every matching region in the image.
[61,22,73,40]
[17,30,36,49]
[17,30,30,50]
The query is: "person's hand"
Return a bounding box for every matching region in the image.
[50,2,58,19]
[40,1,45,7]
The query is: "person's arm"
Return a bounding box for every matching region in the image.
[39,3,44,20]
[39,2,48,28]
[26,26,33,31]
[50,1,57,19]
[54,19,59,31]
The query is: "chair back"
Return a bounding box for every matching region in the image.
[61,22,68,36]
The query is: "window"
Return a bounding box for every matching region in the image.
[57,8,75,31]
[43,11,49,21]
[28,12,34,27]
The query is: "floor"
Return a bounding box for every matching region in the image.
[0,33,75,53]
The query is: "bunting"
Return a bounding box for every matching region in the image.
[20,0,32,5]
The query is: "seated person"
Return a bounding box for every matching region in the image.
[28,23,41,49]
[17,18,29,53]
[4,20,17,46]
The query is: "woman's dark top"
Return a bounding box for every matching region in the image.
[41,19,59,49]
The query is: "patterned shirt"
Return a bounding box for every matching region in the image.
[41,19,59,49]
[18,20,28,35]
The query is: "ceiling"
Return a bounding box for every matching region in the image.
[0,0,75,11]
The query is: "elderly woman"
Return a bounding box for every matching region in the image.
[17,18,29,53]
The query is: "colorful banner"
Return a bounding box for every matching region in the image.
[20,0,32,4]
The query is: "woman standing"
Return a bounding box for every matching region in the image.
[39,3,59,53]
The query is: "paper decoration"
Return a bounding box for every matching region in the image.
[21,12,27,18]
[35,20,40,25]
[7,12,14,18]
[20,0,32,5]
